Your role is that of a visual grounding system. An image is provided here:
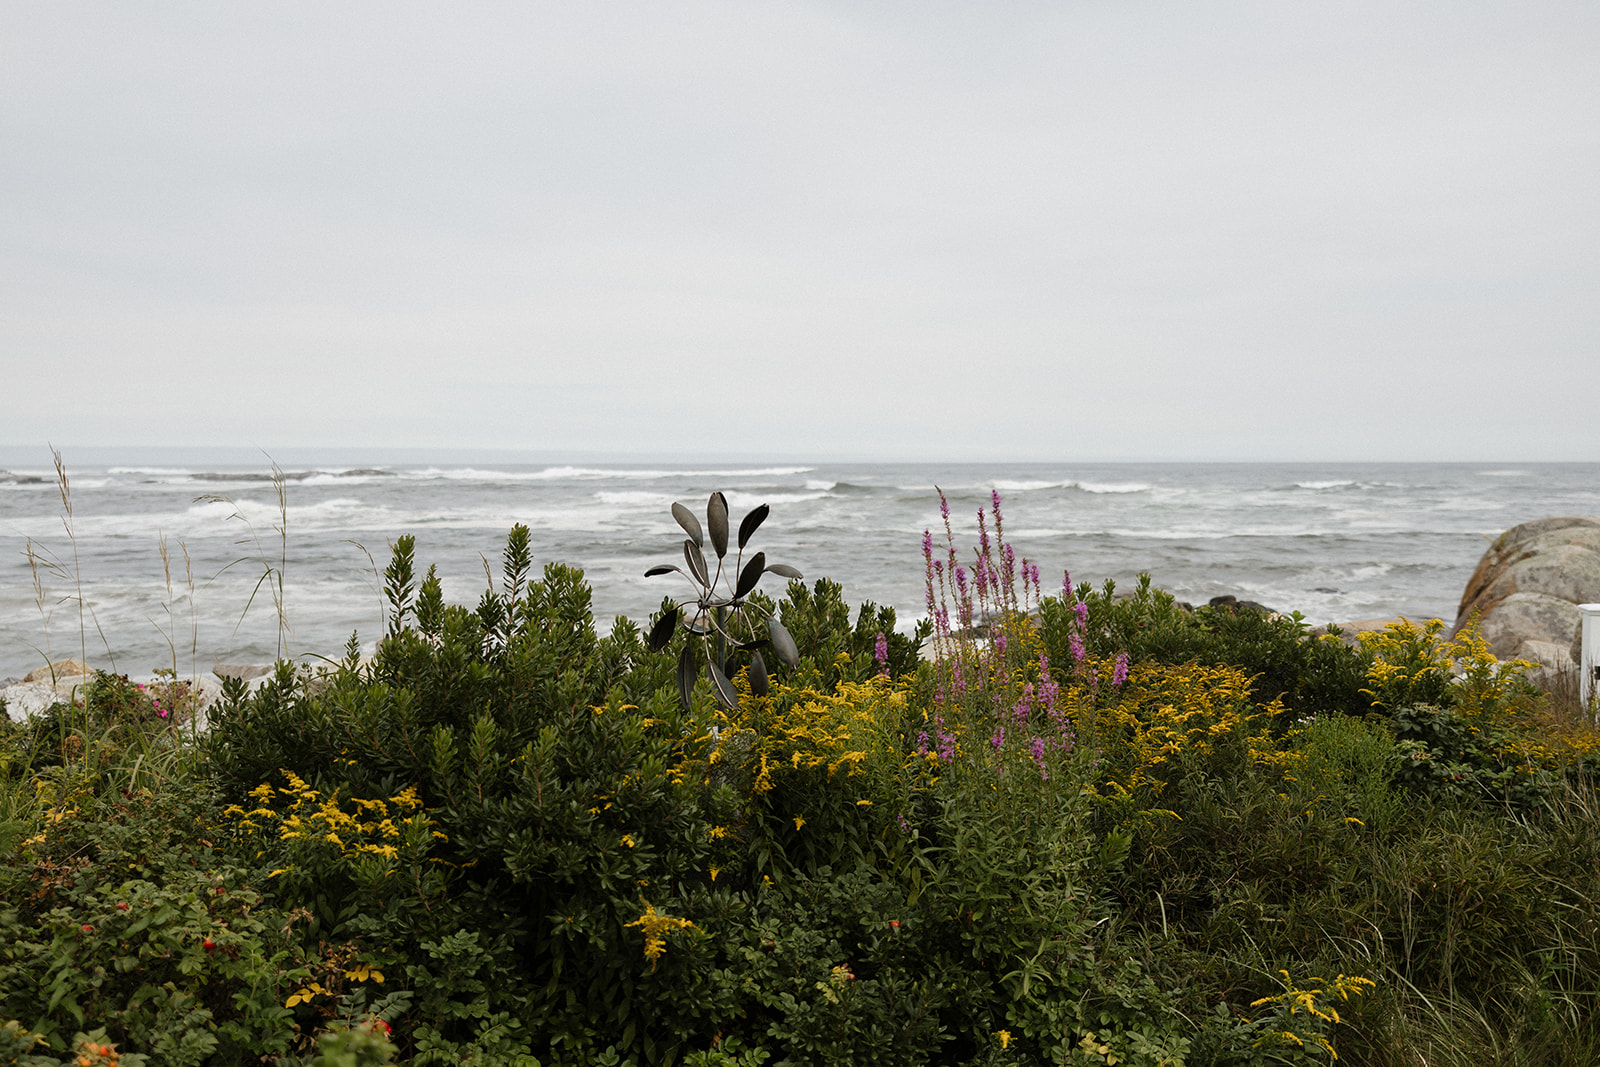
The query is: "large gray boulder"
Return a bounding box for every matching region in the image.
[1452,517,1600,673]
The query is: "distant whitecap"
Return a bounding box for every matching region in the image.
[1071,481,1151,494]
[991,479,1062,492]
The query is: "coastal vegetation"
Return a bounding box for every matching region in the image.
[5,488,1600,1065]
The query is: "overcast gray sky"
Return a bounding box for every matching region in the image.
[4,2,1597,461]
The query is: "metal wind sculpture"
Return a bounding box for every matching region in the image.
[644,492,802,711]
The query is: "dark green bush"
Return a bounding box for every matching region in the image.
[775,577,931,689]
[1039,574,1373,722]
[0,731,306,1062]
[0,872,304,1064]
[206,530,731,1064]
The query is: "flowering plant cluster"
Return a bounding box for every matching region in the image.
[222,772,442,895]
[83,669,199,727]
[20,493,1600,1064]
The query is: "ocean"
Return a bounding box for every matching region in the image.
[2,454,1597,681]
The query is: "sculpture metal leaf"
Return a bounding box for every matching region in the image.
[677,646,696,712]
[768,617,800,670]
[683,540,709,587]
[707,492,729,559]
[672,502,703,547]
[738,504,769,549]
[707,659,738,709]
[734,552,766,600]
[647,607,678,653]
[648,489,803,713]
[749,651,768,698]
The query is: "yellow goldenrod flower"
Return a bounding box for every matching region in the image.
[624,901,696,970]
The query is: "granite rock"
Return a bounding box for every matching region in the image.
[22,658,91,683]
[1452,516,1600,672]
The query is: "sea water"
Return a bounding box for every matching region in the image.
[2,454,1597,680]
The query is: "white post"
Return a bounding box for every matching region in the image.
[1581,603,1600,720]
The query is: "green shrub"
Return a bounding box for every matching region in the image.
[1040,574,1373,723]
[775,577,930,690]
[0,870,304,1062]
[205,529,737,1063]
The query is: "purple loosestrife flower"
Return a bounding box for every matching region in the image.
[956,568,973,629]
[994,630,1007,657]
[938,729,956,764]
[897,813,910,835]
[1069,631,1087,663]
[991,725,1006,751]
[1029,736,1048,779]
[1037,676,1059,718]
[1112,653,1129,687]
[1074,599,1088,629]
[874,631,889,675]
[916,730,930,755]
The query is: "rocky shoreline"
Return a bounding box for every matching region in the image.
[1,610,1417,727]
[0,660,278,724]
